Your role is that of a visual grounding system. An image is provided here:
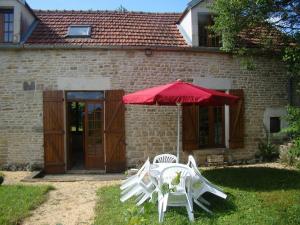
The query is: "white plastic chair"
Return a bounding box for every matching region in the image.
[187,155,227,213]
[120,160,156,206]
[158,165,194,223]
[153,154,177,164]
[121,158,150,191]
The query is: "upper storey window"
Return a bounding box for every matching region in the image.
[0,9,14,43]
[198,13,221,47]
[67,25,91,37]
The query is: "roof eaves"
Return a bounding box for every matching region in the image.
[21,1,38,20]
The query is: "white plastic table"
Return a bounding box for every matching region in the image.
[149,163,196,185]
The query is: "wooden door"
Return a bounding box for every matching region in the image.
[84,101,105,170]
[105,90,126,173]
[43,91,65,174]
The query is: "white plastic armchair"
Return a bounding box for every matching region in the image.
[120,159,156,206]
[121,158,150,191]
[158,165,194,223]
[187,155,227,213]
[153,154,177,164]
[187,155,226,193]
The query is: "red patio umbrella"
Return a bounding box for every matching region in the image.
[123,80,239,161]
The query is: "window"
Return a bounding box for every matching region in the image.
[198,13,221,47]
[66,91,104,101]
[183,89,245,151]
[270,117,281,133]
[67,25,91,37]
[0,9,14,43]
[198,106,225,148]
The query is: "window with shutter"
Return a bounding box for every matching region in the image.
[183,105,225,151]
[182,89,245,150]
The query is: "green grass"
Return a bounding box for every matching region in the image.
[0,185,54,225]
[94,167,300,225]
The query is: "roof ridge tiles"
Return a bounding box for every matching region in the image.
[33,9,181,15]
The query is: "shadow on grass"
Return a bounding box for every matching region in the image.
[161,192,237,222]
[202,167,300,191]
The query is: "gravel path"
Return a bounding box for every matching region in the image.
[1,171,121,225]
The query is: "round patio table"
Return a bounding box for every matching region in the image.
[149,163,196,185]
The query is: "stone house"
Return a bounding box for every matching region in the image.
[0,0,292,173]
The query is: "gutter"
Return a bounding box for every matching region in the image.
[0,44,225,54]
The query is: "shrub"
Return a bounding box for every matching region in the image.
[258,141,279,162]
[257,126,279,162]
[280,106,300,168]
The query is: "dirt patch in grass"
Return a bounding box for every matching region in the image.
[1,171,121,225]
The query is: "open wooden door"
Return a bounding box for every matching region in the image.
[105,90,126,173]
[43,91,65,174]
[84,101,105,170]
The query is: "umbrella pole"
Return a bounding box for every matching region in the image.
[176,104,181,162]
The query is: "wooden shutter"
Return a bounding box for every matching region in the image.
[105,90,126,173]
[229,89,245,149]
[182,105,199,151]
[0,13,4,43]
[43,91,65,174]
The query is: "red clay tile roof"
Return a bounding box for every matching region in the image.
[26,10,188,47]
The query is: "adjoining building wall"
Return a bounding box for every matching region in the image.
[0,49,288,168]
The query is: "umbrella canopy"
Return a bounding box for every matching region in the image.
[122,80,239,162]
[123,80,239,106]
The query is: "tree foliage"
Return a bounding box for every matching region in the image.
[211,0,300,75]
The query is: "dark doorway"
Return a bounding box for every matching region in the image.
[66,92,105,171]
[67,101,85,169]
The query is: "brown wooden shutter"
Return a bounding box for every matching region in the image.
[182,105,199,151]
[0,13,4,43]
[105,90,126,173]
[229,89,245,149]
[43,91,65,174]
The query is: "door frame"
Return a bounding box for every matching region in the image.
[65,91,106,171]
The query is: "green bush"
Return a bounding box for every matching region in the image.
[258,141,279,162]
[257,126,279,162]
[280,106,300,168]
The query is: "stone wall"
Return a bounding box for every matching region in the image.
[0,49,288,168]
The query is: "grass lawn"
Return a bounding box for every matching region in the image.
[0,184,54,225]
[94,167,300,225]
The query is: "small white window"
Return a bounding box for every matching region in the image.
[67,25,91,37]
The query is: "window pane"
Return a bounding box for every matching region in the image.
[7,32,13,42]
[68,26,91,36]
[4,33,9,42]
[5,23,13,32]
[199,107,209,146]
[67,92,104,100]
[214,107,223,145]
